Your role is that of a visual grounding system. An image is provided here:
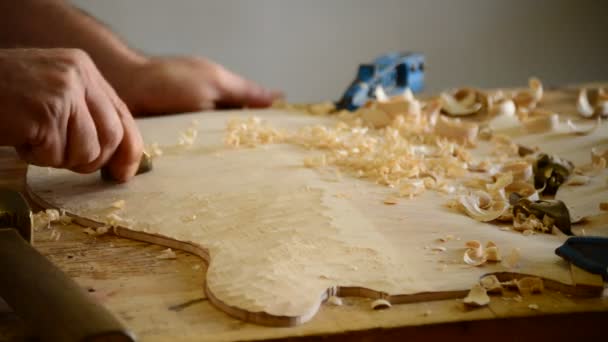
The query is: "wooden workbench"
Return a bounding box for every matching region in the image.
[1,86,608,341]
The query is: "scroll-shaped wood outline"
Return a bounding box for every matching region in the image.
[25,110,606,326]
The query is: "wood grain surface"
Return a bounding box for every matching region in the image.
[0,86,607,341]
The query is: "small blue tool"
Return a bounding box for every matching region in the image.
[555,236,608,280]
[336,52,425,111]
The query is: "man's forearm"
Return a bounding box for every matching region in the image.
[0,0,147,93]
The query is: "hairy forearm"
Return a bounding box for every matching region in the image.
[0,0,147,93]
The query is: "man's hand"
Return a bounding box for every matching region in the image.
[0,48,143,182]
[116,57,282,116]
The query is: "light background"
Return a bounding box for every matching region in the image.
[72,0,608,102]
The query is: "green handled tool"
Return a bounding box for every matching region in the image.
[0,189,136,341]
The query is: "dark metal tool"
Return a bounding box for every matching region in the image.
[0,189,135,341]
[556,236,608,281]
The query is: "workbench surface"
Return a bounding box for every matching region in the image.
[1,86,607,341]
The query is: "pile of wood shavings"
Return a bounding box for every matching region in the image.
[226,89,533,204]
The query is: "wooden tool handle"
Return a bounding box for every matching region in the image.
[0,229,135,342]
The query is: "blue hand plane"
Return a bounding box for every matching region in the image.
[336,52,425,111]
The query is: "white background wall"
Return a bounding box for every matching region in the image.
[72,0,608,102]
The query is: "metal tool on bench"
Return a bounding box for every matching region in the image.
[336,51,425,111]
[556,237,608,281]
[0,189,136,341]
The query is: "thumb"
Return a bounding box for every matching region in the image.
[216,67,282,108]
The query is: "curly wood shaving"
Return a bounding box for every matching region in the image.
[458,191,509,222]
[567,117,601,136]
[484,246,502,262]
[371,299,392,310]
[512,77,543,111]
[528,77,543,103]
[505,181,538,201]
[463,284,490,307]
[440,90,482,116]
[577,88,608,118]
[488,172,514,192]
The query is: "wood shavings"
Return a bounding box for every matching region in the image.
[480,275,503,294]
[500,161,532,182]
[567,118,601,136]
[357,108,392,128]
[83,226,111,237]
[502,248,521,269]
[157,248,177,260]
[110,200,125,210]
[376,97,421,117]
[463,284,490,307]
[521,109,559,134]
[463,247,487,267]
[484,246,502,262]
[32,209,71,230]
[516,277,544,295]
[528,304,539,310]
[178,120,200,146]
[371,299,392,310]
[146,143,163,158]
[399,180,426,198]
[431,246,447,252]
[513,213,553,234]
[225,117,285,147]
[440,89,482,116]
[577,88,608,118]
[303,155,327,169]
[512,77,543,111]
[491,99,516,117]
[434,116,479,144]
[326,296,343,306]
[458,191,509,222]
[383,196,399,205]
[437,234,455,243]
[505,181,538,201]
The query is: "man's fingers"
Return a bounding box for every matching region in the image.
[104,110,143,182]
[64,103,101,171]
[215,67,282,108]
[72,86,124,174]
[96,75,144,182]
